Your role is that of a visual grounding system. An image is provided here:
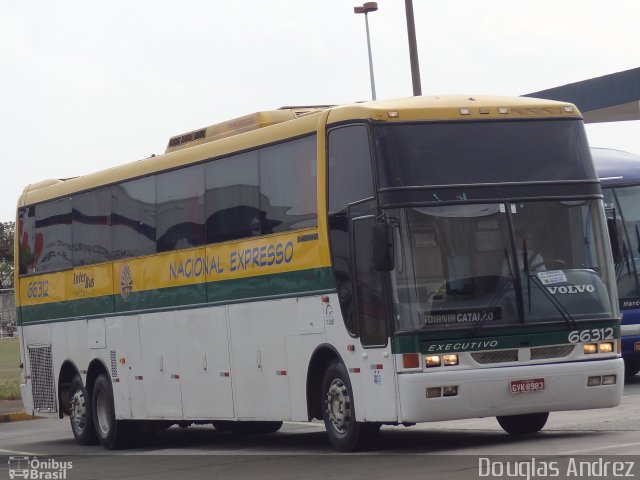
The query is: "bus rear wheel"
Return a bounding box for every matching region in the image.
[92,374,135,449]
[321,361,380,452]
[69,375,98,445]
[496,412,549,435]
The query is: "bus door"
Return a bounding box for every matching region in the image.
[350,213,398,422]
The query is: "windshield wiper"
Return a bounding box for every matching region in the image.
[523,239,532,314]
[527,273,578,330]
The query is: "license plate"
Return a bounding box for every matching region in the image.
[510,378,545,393]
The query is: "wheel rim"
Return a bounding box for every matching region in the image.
[325,378,351,434]
[95,390,111,436]
[70,390,87,434]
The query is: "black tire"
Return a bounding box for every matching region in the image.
[212,420,232,432]
[624,358,640,377]
[321,361,380,452]
[496,412,549,435]
[69,375,99,445]
[213,420,283,434]
[92,374,135,449]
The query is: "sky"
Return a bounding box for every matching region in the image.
[1,0,639,222]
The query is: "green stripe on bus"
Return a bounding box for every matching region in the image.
[19,267,334,324]
[392,319,620,354]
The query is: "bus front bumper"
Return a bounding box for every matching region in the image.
[397,358,623,423]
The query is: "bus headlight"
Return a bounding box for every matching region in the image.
[425,355,441,368]
[598,342,614,353]
[442,354,459,366]
[583,343,597,355]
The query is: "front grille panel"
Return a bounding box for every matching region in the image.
[471,350,518,364]
[471,345,576,364]
[530,345,575,360]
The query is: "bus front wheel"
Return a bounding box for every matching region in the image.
[92,374,135,449]
[321,361,380,452]
[69,375,98,445]
[496,412,549,435]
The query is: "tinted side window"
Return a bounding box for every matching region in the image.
[328,125,374,214]
[205,151,260,243]
[259,135,317,233]
[328,213,357,335]
[35,198,72,272]
[18,206,36,274]
[156,165,205,252]
[112,177,157,259]
[72,188,111,266]
[353,216,388,346]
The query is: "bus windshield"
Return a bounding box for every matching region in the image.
[389,200,617,333]
[374,119,594,187]
[603,184,640,301]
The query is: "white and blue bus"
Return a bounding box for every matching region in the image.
[593,147,640,377]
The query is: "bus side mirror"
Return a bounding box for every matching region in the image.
[373,222,394,271]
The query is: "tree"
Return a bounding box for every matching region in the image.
[0,221,15,288]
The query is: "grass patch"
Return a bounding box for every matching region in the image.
[0,337,21,400]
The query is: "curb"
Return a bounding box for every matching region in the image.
[0,411,39,423]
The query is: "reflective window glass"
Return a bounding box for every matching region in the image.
[112,177,157,259]
[205,151,260,243]
[353,216,388,346]
[604,186,640,299]
[72,188,112,266]
[17,206,37,274]
[156,165,205,252]
[328,125,374,214]
[259,135,317,233]
[34,198,72,272]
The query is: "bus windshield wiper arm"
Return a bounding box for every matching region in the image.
[510,248,526,325]
[528,274,578,330]
[523,239,532,315]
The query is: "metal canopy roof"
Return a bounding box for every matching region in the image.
[524,67,640,124]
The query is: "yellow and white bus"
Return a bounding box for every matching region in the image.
[15,96,624,451]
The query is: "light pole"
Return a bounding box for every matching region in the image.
[404,0,422,96]
[354,2,378,101]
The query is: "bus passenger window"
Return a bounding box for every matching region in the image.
[259,135,317,232]
[112,177,156,259]
[35,198,72,272]
[205,151,261,243]
[18,206,37,274]
[72,188,112,266]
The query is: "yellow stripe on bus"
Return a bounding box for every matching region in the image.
[19,229,330,306]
